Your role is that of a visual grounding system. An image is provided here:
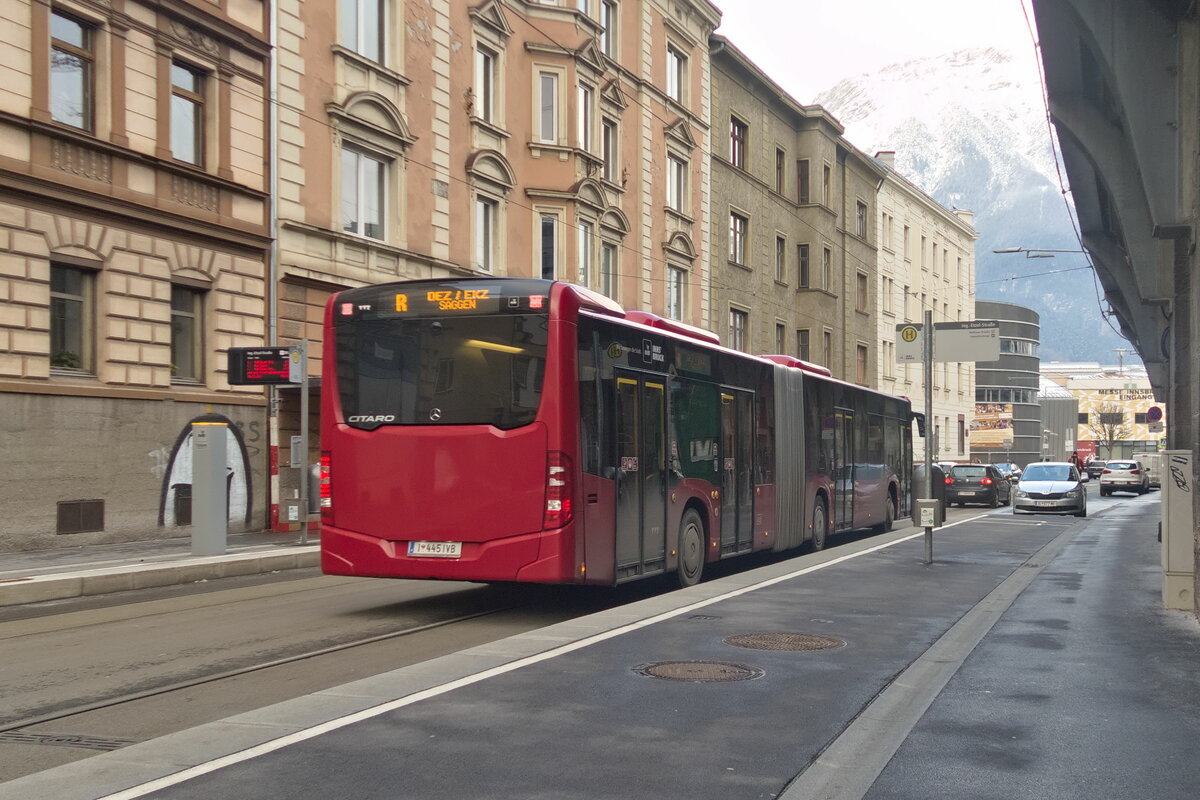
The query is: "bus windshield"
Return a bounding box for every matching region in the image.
[336,313,549,429]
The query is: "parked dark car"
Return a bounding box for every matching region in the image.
[945,464,1012,507]
[1086,460,1107,479]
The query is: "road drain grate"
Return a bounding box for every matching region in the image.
[724,633,846,652]
[0,731,137,751]
[635,661,763,682]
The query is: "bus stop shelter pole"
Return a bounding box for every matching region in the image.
[924,309,934,565]
[298,339,309,546]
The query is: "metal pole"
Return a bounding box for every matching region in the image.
[298,340,309,546]
[924,309,934,565]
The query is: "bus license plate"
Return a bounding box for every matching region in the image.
[408,541,462,558]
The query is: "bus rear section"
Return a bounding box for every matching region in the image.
[319,279,581,583]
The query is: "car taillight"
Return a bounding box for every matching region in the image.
[319,451,332,520]
[945,476,954,485]
[543,451,573,529]
[982,477,993,485]
[1102,469,1112,474]
[1129,469,1141,474]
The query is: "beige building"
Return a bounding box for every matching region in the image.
[874,153,978,461]
[1042,363,1164,460]
[0,0,272,549]
[708,37,883,382]
[271,0,721,526]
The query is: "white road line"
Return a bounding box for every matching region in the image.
[778,520,1080,800]
[101,515,989,799]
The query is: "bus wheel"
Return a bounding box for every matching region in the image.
[874,495,895,533]
[677,510,705,588]
[812,497,829,552]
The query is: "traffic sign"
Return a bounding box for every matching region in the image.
[896,324,923,362]
[1147,406,1163,422]
[894,321,1000,363]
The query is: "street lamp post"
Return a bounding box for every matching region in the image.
[993,247,1089,257]
[1042,430,1060,461]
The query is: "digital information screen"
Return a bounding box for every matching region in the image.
[227,347,301,385]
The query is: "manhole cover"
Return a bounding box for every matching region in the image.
[723,633,846,652]
[635,661,764,682]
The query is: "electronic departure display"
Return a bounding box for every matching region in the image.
[227,347,300,385]
[397,287,498,313]
[336,279,554,320]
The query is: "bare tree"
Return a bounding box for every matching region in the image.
[1087,402,1133,459]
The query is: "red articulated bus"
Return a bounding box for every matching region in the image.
[319,278,912,587]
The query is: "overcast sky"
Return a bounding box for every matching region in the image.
[713,0,1036,103]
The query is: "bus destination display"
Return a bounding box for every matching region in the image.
[337,279,554,320]
[396,288,498,313]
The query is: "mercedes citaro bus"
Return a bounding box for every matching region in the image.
[319,278,911,587]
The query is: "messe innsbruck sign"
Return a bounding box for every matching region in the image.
[896,320,1000,363]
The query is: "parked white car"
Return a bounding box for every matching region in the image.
[1131,452,1161,489]
[1099,460,1150,496]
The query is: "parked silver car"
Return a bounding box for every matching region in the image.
[1013,461,1087,517]
[1099,460,1150,496]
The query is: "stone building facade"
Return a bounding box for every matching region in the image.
[874,153,978,462]
[707,37,883,382]
[0,0,271,549]
[269,0,721,526]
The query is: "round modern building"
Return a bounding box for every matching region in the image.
[971,301,1042,469]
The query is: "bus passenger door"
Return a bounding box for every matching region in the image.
[833,408,854,529]
[614,374,667,579]
[720,390,755,554]
[641,381,666,570]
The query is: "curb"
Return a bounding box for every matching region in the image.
[0,546,321,608]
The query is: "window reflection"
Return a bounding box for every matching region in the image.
[171,63,204,165]
[50,12,92,130]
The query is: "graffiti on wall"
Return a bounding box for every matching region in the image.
[156,414,254,527]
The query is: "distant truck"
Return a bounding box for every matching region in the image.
[1131,452,1162,489]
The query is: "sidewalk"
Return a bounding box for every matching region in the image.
[0,530,318,607]
[3,495,1198,799]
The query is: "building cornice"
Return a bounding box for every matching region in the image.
[0,164,271,254]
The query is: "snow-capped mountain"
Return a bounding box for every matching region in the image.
[815,47,1131,363]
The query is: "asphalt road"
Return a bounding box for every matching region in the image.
[0,575,627,782]
[0,479,1129,788]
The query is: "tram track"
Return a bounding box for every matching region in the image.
[0,569,648,786]
[0,604,515,737]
